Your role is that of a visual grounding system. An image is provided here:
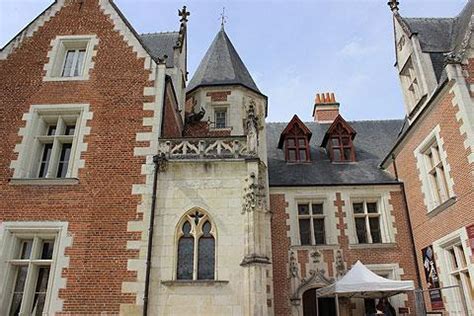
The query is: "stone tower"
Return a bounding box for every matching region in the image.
[149,26,272,315]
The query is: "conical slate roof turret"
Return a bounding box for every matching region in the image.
[187,28,261,95]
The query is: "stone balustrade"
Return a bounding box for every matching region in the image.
[158,137,255,159]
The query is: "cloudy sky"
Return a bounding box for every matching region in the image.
[0,0,467,122]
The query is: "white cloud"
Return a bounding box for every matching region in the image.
[338,39,381,57]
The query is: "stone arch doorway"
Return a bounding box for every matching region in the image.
[302,288,336,316]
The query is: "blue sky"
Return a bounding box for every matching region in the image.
[0,0,467,122]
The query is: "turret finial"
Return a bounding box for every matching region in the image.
[219,7,227,29]
[387,0,400,13]
[178,5,190,23]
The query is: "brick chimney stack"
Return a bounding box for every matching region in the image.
[312,92,340,123]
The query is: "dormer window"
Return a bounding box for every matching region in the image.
[285,136,309,162]
[278,115,312,163]
[321,115,356,163]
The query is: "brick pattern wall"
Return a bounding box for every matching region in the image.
[315,109,339,123]
[270,188,418,315]
[387,63,474,293]
[162,82,183,138]
[0,0,155,313]
[206,90,231,102]
[270,194,292,316]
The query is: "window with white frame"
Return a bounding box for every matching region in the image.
[214,108,227,129]
[352,200,382,244]
[44,35,98,81]
[422,141,450,207]
[400,57,422,110]
[176,210,216,280]
[444,242,474,312]
[5,234,57,315]
[12,104,91,180]
[415,127,454,212]
[298,203,326,245]
[35,114,77,178]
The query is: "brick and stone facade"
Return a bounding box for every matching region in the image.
[0,0,175,314]
[382,1,474,314]
[0,0,471,315]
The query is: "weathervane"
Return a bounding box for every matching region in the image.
[219,7,227,28]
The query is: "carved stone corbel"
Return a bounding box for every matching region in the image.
[242,172,266,214]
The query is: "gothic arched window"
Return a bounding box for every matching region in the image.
[176,210,216,280]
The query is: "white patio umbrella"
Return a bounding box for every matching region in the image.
[316,261,415,316]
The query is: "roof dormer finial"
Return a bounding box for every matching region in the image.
[179,5,190,23]
[387,0,400,13]
[220,7,227,29]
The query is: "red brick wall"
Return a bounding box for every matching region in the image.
[270,188,418,315]
[270,194,292,316]
[315,109,339,123]
[0,0,154,313]
[206,90,231,102]
[386,66,474,293]
[162,81,183,138]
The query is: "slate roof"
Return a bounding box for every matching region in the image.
[400,0,473,82]
[140,32,179,68]
[403,18,456,52]
[267,120,404,186]
[186,28,261,94]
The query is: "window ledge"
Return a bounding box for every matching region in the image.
[9,178,79,186]
[291,244,340,250]
[348,243,397,250]
[161,280,229,287]
[43,76,89,82]
[407,94,428,120]
[209,127,232,131]
[427,196,457,217]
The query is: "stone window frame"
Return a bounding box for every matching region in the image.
[352,200,382,244]
[43,35,98,82]
[346,194,395,246]
[296,201,326,246]
[414,125,455,213]
[214,107,228,129]
[400,56,423,112]
[0,222,71,316]
[433,227,474,315]
[10,104,92,182]
[174,208,218,281]
[209,104,230,130]
[292,196,336,246]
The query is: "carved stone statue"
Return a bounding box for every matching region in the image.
[246,99,259,155]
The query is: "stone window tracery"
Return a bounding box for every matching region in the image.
[176,210,216,280]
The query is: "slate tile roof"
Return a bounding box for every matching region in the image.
[400,0,473,83]
[186,28,261,94]
[140,32,179,68]
[266,120,404,186]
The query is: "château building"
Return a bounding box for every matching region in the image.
[0,0,472,315]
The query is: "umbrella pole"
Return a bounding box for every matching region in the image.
[335,294,340,316]
[315,290,319,316]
